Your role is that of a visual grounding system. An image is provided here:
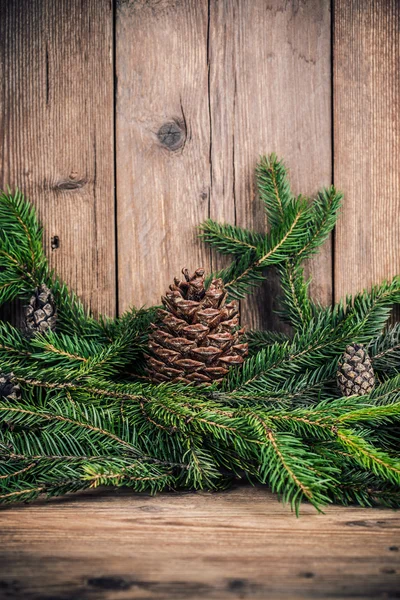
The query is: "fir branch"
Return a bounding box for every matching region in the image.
[256,153,293,228]
[246,329,291,350]
[278,261,312,328]
[198,220,263,257]
[199,156,341,308]
[256,428,336,513]
[332,475,400,508]
[0,456,176,503]
[0,321,32,364]
[203,196,312,300]
[296,187,342,263]
[225,277,400,396]
[277,188,343,328]
[1,159,400,513]
[369,323,400,374]
[0,189,47,291]
[209,252,266,300]
[368,373,400,405]
[335,429,400,486]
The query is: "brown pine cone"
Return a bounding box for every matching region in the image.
[146,268,248,385]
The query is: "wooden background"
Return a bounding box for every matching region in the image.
[1,486,400,600]
[1,0,399,330]
[1,3,400,597]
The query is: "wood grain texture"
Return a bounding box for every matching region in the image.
[208,0,332,329]
[334,0,400,301]
[115,0,212,313]
[0,486,399,599]
[116,0,332,328]
[0,0,115,317]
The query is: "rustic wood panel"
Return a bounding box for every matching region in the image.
[0,0,115,317]
[115,0,212,313]
[116,0,332,328]
[0,486,399,599]
[208,0,332,329]
[334,0,400,302]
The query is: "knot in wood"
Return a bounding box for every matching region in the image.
[55,178,87,191]
[157,121,184,150]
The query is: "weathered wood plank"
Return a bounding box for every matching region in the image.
[334,0,400,302]
[115,0,212,313]
[0,487,399,599]
[0,0,115,317]
[208,0,332,330]
[116,0,332,329]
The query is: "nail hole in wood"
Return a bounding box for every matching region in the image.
[157,121,184,150]
[51,236,60,250]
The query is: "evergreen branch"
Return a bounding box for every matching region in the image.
[338,402,400,425]
[28,330,141,381]
[0,397,185,469]
[335,429,400,486]
[245,329,292,355]
[368,373,400,405]
[225,277,400,395]
[297,187,342,262]
[332,476,400,508]
[0,275,26,306]
[277,188,342,328]
[369,323,400,374]
[0,456,176,503]
[278,261,312,328]
[222,199,310,299]
[198,220,263,256]
[201,157,341,308]
[209,252,266,300]
[1,159,400,512]
[256,154,293,228]
[0,189,47,291]
[0,321,32,361]
[256,428,336,513]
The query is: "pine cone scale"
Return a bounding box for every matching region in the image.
[174,359,204,372]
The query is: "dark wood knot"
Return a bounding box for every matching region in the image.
[298,572,315,579]
[55,178,87,191]
[157,121,185,150]
[87,577,131,591]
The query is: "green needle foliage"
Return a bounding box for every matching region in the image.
[0,155,399,513]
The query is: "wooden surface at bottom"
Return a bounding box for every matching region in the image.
[0,485,399,600]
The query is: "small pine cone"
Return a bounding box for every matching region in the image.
[146,268,248,385]
[24,284,57,335]
[0,372,21,400]
[337,343,375,396]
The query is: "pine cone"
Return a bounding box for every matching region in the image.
[24,284,57,335]
[147,268,248,385]
[0,372,21,399]
[337,343,375,396]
